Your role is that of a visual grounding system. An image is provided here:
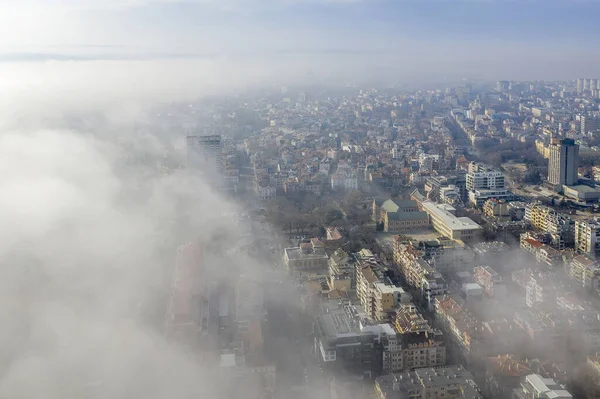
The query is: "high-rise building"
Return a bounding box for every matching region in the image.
[186,135,223,182]
[548,138,579,187]
[496,80,509,92]
[577,78,583,94]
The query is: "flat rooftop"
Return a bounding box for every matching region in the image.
[422,200,481,231]
[285,246,328,260]
[373,281,406,295]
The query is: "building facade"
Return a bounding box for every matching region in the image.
[548,138,579,187]
[186,135,223,181]
[575,219,600,259]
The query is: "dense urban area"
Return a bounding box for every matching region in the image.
[159,79,600,399]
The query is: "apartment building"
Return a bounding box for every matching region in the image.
[396,238,471,271]
[466,162,511,207]
[482,198,511,221]
[375,366,482,399]
[524,203,574,245]
[315,300,446,380]
[328,248,354,291]
[356,250,411,321]
[373,282,412,321]
[393,239,448,309]
[394,303,446,370]
[575,219,600,259]
[467,162,505,190]
[525,274,557,308]
[473,266,506,297]
[520,235,562,269]
[331,170,359,192]
[569,255,600,291]
[434,296,481,364]
[255,183,276,201]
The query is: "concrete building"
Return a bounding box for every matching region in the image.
[328,248,354,291]
[313,299,387,376]
[467,162,506,191]
[356,253,411,321]
[466,162,511,207]
[394,303,446,370]
[373,282,412,320]
[524,203,574,246]
[374,198,429,232]
[482,199,511,221]
[569,255,600,292]
[512,374,572,399]
[375,366,482,399]
[469,189,513,208]
[525,274,557,308]
[374,198,421,222]
[394,245,448,306]
[562,184,600,204]
[581,115,600,136]
[331,169,358,192]
[283,242,329,275]
[255,184,276,201]
[547,138,579,187]
[186,135,223,183]
[420,200,482,242]
[473,266,507,297]
[434,296,481,364]
[383,211,429,233]
[397,237,475,273]
[440,185,462,206]
[575,219,600,259]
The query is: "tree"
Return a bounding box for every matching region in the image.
[325,209,344,226]
[343,190,362,209]
[523,167,542,184]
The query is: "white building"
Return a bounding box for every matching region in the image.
[255,185,276,201]
[466,162,505,191]
[420,201,482,241]
[468,189,512,207]
[439,185,462,205]
[419,154,440,173]
[513,374,572,399]
[466,162,510,206]
[331,170,358,191]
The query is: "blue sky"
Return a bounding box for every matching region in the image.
[0,0,598,79]
[1,0,599,53]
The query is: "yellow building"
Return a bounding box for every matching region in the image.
[383,210,429,232]
[356,254,411,321]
